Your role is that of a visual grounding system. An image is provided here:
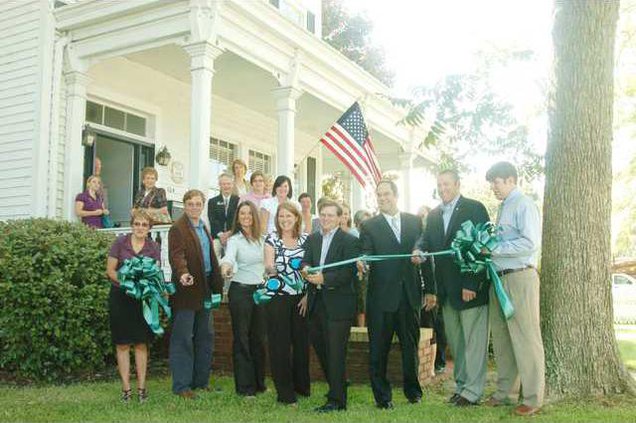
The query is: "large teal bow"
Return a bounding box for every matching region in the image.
[450,221,514,319]
[117,256,176,335]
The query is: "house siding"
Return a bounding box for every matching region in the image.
[0,0,41,220]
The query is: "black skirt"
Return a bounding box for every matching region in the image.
[108,285,154,345]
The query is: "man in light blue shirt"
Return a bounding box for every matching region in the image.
[485,161,544,417]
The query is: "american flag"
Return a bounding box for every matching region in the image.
[320,102,382,188]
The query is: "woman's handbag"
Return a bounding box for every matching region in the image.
[146,208,172,225]
[102,214,114,228]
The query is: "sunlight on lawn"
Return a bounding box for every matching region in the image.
[616,325,636,371]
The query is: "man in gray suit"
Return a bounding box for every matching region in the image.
[413,169,490,406]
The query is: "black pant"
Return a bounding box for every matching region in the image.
[228,282,266,395]
[368,294,422,404]
[265,294,310,403]
[309,294,352,407]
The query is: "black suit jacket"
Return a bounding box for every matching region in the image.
[302,228,360,321]
[207,194,239,238]
[417,196,490,310]
[360,212,431,313]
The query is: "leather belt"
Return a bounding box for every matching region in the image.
[497,266,535,277]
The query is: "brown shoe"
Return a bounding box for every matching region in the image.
[485,396,506,407]
[514,404,541,416]
[176,390,197,400]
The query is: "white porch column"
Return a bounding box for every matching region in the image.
[351,180,365,212]
[63,70,90,220]
[183,41,223,191]
[272,86,302,178]
[399,152,416,213]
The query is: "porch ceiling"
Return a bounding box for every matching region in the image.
[124,44,406,166]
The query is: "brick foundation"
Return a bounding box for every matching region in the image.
[212,302,435,386]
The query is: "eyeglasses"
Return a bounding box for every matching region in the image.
[133,221,150,228]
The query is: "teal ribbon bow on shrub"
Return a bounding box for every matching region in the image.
[117,256,176,335]
[298,220,515,320]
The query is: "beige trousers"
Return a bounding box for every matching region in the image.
[489,268,545,408]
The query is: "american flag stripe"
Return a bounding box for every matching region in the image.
[328,125,375,178]
[363,141,382,182]
[320,136,368,187]
[322,132,371,180]
[319,102,382,189]
[331,124,377,180]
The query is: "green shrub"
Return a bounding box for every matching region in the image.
[0,219,115,382]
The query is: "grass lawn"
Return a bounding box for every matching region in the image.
[616,324,636,371]
[1,326,635,422]
[1,374,635,422]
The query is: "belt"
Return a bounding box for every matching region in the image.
[231,281,260,289]
[497,266,535,277]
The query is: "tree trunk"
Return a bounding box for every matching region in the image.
[543,0,635,398]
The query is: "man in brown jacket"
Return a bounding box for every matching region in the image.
[168,189,223,399]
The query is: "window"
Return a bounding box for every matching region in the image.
[85,101,147,137]
[209,138,238,191]
[306,11,315,34]
[249,149,272,175]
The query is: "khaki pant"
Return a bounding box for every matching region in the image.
[442,302,489,402]
[489,268,545,408]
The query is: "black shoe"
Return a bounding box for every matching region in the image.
[448,393,461,404]
[407,396,422,404]
[315,402,346,413]
[376,401,394,410]
[454,396,479,407]
[121,389,132,404]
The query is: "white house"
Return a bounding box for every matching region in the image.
[0,0,437,226]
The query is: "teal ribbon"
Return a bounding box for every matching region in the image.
[300,220,515,320]
[253,274,304,305]
[117,256,176,335]
[204,293,222,310]
[449,221,514,319]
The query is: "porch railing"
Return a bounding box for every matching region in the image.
[99,225,172,281]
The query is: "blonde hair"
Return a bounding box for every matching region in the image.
[141,167,158,180]
[232,159,248,175]
[86,175,101,186]
[130,209,153,228]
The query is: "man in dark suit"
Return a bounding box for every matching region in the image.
[357,179,437,409]
[207,173,239,252]
[413,169,490,406]
[302,199,360,412]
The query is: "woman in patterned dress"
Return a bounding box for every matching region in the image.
[263,202,309,405]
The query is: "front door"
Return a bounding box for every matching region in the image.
[84,134,155,227]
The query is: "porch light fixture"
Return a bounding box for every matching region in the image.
[82,124,96,147]
[155,145,172,166]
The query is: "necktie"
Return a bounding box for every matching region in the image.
[223,197,228,216]
[391,215,400,243]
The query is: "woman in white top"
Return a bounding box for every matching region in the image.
[260,175,301,234]
[220,200,267,397]
[231,159,249,197]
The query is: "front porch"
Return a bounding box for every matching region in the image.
[51,0,436,225]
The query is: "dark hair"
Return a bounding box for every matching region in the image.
[486,161,518,183]
[275,201,302,239]
[249,170,265,185]
[438,168,460,182]
[231,201,262,242]
[376,178,398,196]
[353,209,371,228]
[318,199,343,216]
[298,192,311,202]
[272,175,293,198]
